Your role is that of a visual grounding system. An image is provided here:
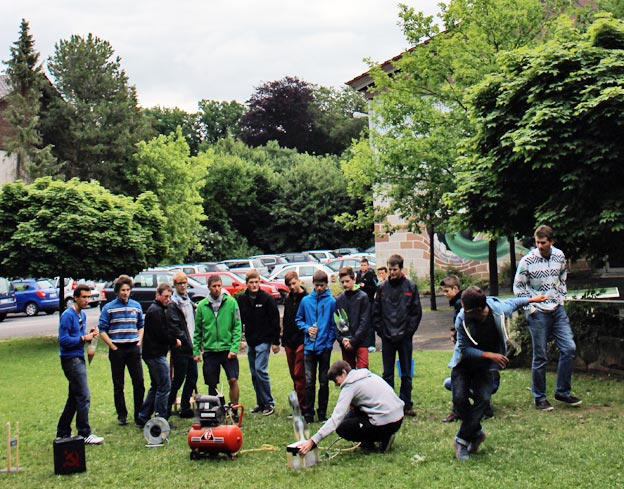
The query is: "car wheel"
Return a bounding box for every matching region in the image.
[25,302,39,317]
[0,313,6,322]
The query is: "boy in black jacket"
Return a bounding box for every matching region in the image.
[237,271,280,416]
[137,284,178,426]
[373,254,422,417]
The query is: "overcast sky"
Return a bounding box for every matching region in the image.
[1,1,440,112]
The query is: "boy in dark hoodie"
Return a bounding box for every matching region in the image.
[335,266,370,369]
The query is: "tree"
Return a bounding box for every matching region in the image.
[0,177,165,307]
[240,77,368,156]
[240,76,315,152]
[131,128,208,263]
[269,155,362,251]
[456,14,624,263]
[142,106,202,156]
[197,99,246,146]
[2,19,59,181]
[308,86,368,155]
[368,0,575,301]
[335,138,378,234]
[200,147,278,257]
[45,34,149,194]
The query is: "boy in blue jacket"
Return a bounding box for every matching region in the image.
[296,270,337,423]
[450,286,546,461]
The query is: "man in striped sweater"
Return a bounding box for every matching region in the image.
[98,275,145,426]
[513,225,581,411]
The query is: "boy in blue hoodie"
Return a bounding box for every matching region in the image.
[450,286,546,461]
[296,270,337,423]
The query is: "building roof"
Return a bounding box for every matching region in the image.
[0,75,12,100]
[345,35,436,98]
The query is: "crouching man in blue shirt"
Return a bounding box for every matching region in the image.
[450,286,546,461]
[57,284,104,445]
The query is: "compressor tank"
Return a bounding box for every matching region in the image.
[188,422,243,458]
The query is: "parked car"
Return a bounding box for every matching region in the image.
[250,255,289,273]
[100,270,210,312]
[0,277,17,321]
[163,262,229,275]
[268,263,337,289]
[332,247,360,257]
[279,252,317,264]
[12,278,59,316]
[303,250,337,264]
[190,272,280,301]
[326,257,377,273]
[218,258,269,277]
[54,277,100,307]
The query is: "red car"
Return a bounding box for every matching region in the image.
[190,272,280,301]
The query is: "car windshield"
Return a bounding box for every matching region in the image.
[187,276,204,287]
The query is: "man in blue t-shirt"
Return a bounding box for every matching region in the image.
[57,284,104,445]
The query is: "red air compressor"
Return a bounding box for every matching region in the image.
[188,394,244,460]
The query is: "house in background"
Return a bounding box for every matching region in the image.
[346,54,513,280]
[0,75,18,185]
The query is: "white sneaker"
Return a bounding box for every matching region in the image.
[84,433,104,445]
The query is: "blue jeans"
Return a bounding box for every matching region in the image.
[168,355,198,413]
[381,337,413,409]
[526,307,576,401]
[452,365,493,444]
[57,356,91,438]
[303,349,332,420]
[248,342,274,408]
[139,356,171,420]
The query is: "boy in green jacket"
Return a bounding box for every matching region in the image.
[193,276,242,406]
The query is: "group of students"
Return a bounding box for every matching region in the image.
[57,225,582,461]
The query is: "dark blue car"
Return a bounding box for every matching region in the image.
[0,277,17,321]
[11,278,59,317]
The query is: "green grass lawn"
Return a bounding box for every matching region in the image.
[0,337,622,488]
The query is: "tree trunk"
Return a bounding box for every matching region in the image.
[488,239,499,296]
[508,234,517,287]
[428,226,437,311]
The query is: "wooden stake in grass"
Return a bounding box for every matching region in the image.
[1,421,21,474]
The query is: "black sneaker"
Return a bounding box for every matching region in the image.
[179,409,194,419]
[117,417,127,426]
[468,431,486,454]
[535,399,554,411]
[262,406,275,416]
[231,409,240,424]
[404,407,417,417]
[250,405,263,414]
[135,418,146,429]
[554,394,582,407]
[483,406,494,420]
[380,433,396,453]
